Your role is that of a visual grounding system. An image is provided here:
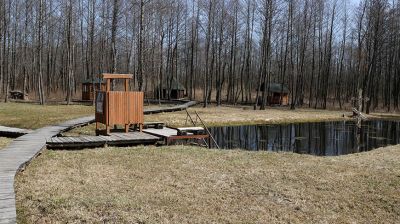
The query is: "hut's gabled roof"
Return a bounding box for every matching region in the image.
[260,83,289,94]
[82,78,105,84]
[161,77,186,91]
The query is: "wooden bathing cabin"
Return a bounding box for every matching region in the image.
[82,78,106,101]
[95,73,144,135]
[156,77,186,99]
[259,83,290,105]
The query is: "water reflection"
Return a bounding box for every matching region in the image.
[208,120,400,156]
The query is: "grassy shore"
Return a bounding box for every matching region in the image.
[0,103,94,129]
[67,106,354,136]
[15,145,400,223]
[67,105,400,136]
[147,106,354,127]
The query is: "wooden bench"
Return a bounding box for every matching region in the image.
[176,127,205,136]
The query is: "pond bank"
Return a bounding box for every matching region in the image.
[65,106,400,136]
[146,106,399,127]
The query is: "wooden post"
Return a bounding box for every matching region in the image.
[105,91,109,135]
[106,123,110,135]
[106,80,111,135]
[125,79,129,133]
[125,79,129,91]
[106,79,111,91]
[125,124,129,133]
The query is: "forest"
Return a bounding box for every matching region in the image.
[0,0,399,113]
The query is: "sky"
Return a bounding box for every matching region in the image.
[350,0,361,7]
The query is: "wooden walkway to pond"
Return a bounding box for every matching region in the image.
[144,127,209,145]
[0,116,94,224]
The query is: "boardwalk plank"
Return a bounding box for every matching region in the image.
[46,132,159,149]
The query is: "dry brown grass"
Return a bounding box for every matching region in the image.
[15,145,400,223]
[0,102,94,129]
[146,105,353,127]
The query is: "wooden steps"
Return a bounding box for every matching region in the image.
[47,132,160,149]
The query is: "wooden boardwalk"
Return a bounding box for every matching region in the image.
[144,100,197,114]
[0,126,32,138]
[47,132,159,149]
[0,116,94,224]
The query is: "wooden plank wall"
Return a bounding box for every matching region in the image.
[128,92,144,124]
[108,91,128,125]
[107,91,143,126]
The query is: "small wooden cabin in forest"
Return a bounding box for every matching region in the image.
[156,78,186,99]
[9,90,28,100]
[259,83,290,105]
[82,78,106,101]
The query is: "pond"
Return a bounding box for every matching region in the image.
[208,120,400,156]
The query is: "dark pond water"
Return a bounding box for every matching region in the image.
[208,120,400,156]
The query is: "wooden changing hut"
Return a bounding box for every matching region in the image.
[82,78,106,101]
[95,73,144,135]
[259,82,290,105]
[156,77,186,99]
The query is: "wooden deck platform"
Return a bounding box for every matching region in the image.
[47,132,160,149]
[0,125,32,138]
[143,127,180,138]
[143,127,209,145]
